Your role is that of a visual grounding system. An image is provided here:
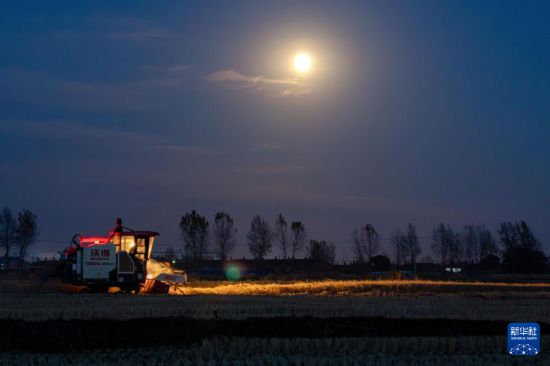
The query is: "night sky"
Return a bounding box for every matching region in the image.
[1,1,549,259]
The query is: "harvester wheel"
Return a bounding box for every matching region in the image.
[119,285,141,294]
[88,285,109,293]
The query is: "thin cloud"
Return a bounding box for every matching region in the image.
[87,17,173,41]
[0,66,190,111]
[167,64,190,72]
[109,19,171,40]
[140,64,190,87]
[208,69,311,97]
[0,120,217,158]
[112,27,169,40]
[152,144,220,156]
[143,64,190,73]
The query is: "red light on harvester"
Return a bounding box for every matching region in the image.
[80,236,111,247]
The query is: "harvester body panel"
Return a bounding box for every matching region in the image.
[78,244,117,281]
[63,218,159,292]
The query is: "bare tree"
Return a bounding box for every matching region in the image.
[461,224,494,264]
[0,207,17,272]
[404,223,421,274]
[306,240,336,264]
[498,220,540,256]
[516,220,540,251]
[462,225,478,264]
[179,209,209,262]
[364,224,380,261]
[213,211,237,261]
[350,228,365,263]
[273,214,290,259]
[390,228,407,266]
[447,228,462,265]
[247,215,272,259]
[15,209,38,272]
[290,221,307,259]
[496,220,540,252]
[498,221,519,251]
[351,224,379,263]
[432,223,462,265]
[498,220,545,273]
[431,223,448,265]
[477,224,497,261]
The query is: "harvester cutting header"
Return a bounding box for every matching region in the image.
[62,218,185,293]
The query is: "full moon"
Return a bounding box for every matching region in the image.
[294,53,312,73]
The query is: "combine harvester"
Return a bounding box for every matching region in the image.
[62,218,186,293]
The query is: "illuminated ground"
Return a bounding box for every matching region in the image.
[1,279,549,322]
[171,278,550,296]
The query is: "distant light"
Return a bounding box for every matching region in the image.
[445,267,462,273]
[171,260,176,264]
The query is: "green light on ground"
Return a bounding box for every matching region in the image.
[225,265,241,281]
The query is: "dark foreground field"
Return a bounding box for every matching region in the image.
[2,316,549,365]
[1,317,530,352]
[1,280,548,365]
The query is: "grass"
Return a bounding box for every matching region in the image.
[2,337,548,365]
[1,279,548,321]
[1,292,549,322]
[2,279,547,363]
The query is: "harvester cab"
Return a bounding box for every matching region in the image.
[63,218,158,293]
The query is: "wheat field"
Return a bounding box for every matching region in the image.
[172,279,550,296]
[1,292,548,322]
[1,337,548,365]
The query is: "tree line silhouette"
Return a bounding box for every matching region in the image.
[0,207,39,272]
[0,205,545,275]
[176,209,547,274]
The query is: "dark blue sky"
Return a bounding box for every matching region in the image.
[1,1,549,259]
